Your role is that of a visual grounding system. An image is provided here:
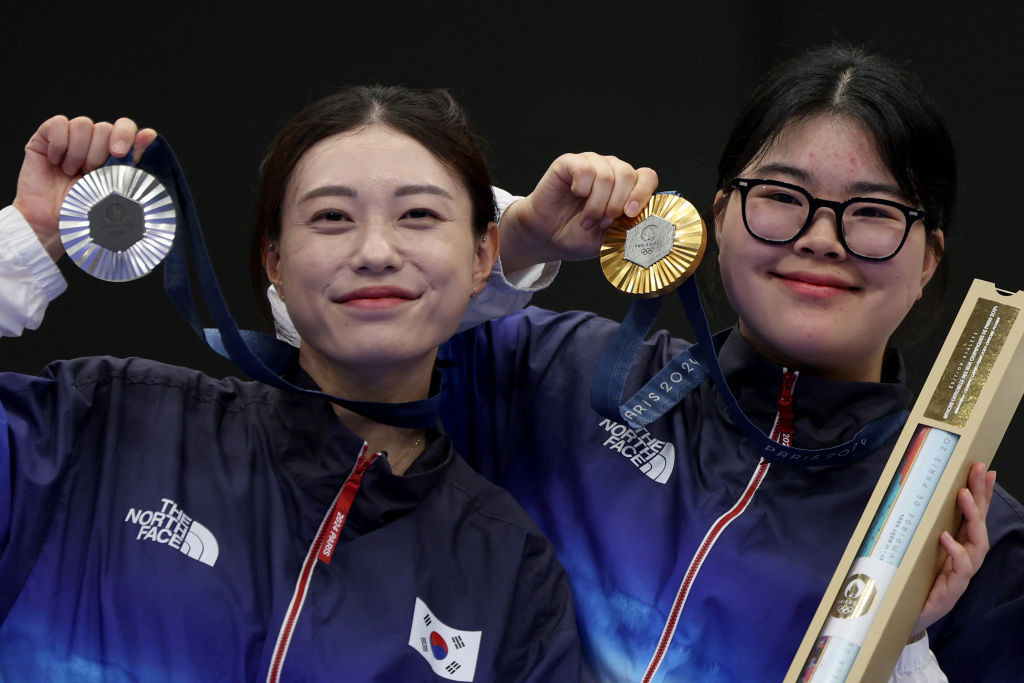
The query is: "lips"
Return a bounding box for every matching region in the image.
[335,286,418,309]
[774,271,858,298]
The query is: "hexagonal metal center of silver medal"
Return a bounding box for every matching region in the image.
[88,192,145,252]
[624,215,675,268]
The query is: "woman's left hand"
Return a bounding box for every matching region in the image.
[497,152,658,276]
[911,461,995,636]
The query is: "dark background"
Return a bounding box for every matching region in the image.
[2,2,1022,498]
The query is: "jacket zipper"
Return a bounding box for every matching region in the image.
[266,446,381,683]
[642,368,798,681]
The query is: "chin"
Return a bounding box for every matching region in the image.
[335,345,426,368]
[747,326,868,378]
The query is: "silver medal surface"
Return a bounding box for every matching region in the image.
[58,165,176,281]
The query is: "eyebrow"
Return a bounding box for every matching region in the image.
[752,162,908,200]
[298,185,356,203]
[298,183,453,204]
[393,184,453,200]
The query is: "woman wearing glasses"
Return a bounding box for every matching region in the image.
[433,45,1022,681]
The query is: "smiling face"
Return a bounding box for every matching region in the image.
[264,124,496,394]
[714,114,942,382]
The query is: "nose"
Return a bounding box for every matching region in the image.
[792,207,847,260]
[350,219,403,273]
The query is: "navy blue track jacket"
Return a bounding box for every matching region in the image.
[440,307,1024,682]
[0,356,581,681]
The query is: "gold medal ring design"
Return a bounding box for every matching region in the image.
[58,165,177,282]
[600,193,706,297]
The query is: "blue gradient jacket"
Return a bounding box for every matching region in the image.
[440,306,1024,682]
[0,356,580,682]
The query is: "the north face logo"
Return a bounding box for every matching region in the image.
[125,498,219,567]
[598,419,675,484]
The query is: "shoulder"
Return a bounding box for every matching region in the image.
[478,305,609,341]
[454,305,692,369]
[437,452,552,540]
[25,356,278,411]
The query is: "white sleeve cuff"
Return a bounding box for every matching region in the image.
[491,185,560,291]
[454,186,561,332]
[0,205,67,337]
[888,632,948,683]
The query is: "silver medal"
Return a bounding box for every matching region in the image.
[58,165,176,281]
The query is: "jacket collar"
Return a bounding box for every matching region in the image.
[714,327,913,451]
[270,364,451,533]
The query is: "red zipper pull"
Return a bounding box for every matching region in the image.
[770,370,798,447]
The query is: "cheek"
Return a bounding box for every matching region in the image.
[278,241,338,295]
[419,239,477,284]
[715,225,757,287]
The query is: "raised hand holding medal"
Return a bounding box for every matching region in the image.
[13,116,160,266]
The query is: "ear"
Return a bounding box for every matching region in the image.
[264,241,284,295]
[917,229,944,297]
[471,222,500,293]
[712,189,728,244]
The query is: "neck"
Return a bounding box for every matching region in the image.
[298,346,436,404]
[736,323,884,383]
[298,347,434,475]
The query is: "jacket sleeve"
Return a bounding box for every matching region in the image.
[455,186,560,333]
[0,206,66,337]
[888,633,948,683]
[439,305,688,484]
[0,205,72,617]
[927,484,1024,681]
[441,307,608,484]
[0,363,77,621]
[491,526,582,682]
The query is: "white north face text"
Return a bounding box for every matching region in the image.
[598,418,676,484]
[124,498,219,567]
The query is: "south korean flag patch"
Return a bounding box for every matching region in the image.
[408,597,482,681]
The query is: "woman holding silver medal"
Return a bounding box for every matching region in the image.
[316,46,1018,681]
[0,86,660,680]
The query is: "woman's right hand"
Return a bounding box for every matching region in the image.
[497,152,658,276]
[12,116,157,262]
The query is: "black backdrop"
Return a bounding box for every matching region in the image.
[2,1,1022,498]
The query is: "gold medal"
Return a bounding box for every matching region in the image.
[600,193,706,296]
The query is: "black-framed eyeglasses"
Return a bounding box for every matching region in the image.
[729,178,926,261]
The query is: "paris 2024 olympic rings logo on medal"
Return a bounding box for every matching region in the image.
[624,216,675,268]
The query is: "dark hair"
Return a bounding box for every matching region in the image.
[716,45,955,240]
[712,44,955,342]
[249,85,496,322]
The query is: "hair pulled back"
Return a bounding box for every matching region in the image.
[250,85,495,321]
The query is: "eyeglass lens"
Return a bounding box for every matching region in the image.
[744,183,908,259]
